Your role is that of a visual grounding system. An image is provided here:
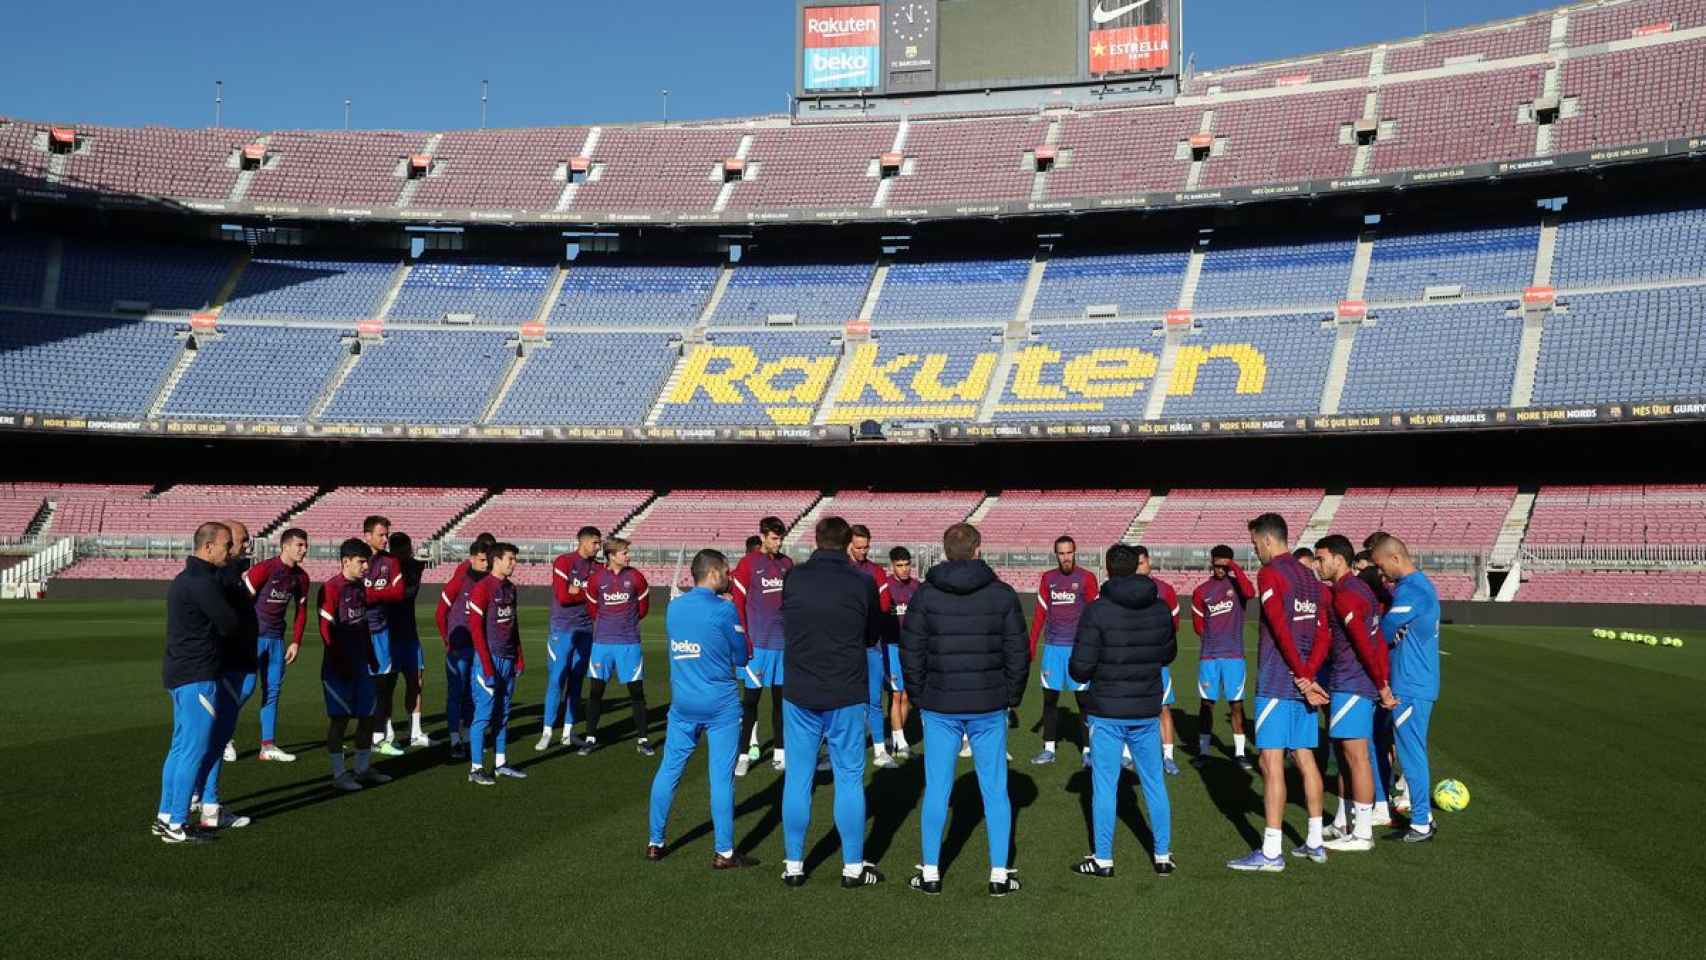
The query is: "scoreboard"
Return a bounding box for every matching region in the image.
[796,0,1180,97]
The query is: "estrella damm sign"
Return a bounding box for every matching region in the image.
[658,339,1271,426]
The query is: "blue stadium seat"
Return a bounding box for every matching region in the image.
[1363,223,1538,303]
[872,259,1029,323]
[1552,203,1706,289]
[550,261,718,328]
[319,330,513,424]
[386,259,555,324]
[222,253,399,321]
[1194,235,1356,311]
[493,332,678,425]
[0,234,49,309]
[0,312,180,416]
[655,329,843,427]
[1338,303,1524,412]
[1532,287,1706,404]
[1031,248,1189,319]
[161,325,349,420]
[710,261,873,326]
[992,321,1163,421]
[1161,313,1337,417]
[56,241,234,315]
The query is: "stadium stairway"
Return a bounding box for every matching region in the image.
[1123,492,1163,544]
[146,334,200,419]
[555,127,603,212]
[308,342,362,421]
[965,494,998,526]
[1318,230,1374,415]
[436,488,500,542]
[609,491,665,542]
[1510,216,1560,407]
[644,342,692,428]
[782,493,832,550]
[260,486,332,539]
[477,339,528,424]
[1299,492,1344,545]
[1487,489,1538,583]
[207,251,252,315]
[40,238,63,311]
[373,262,413,321]
[226,136,270,204]
[395,133,443,209]
[809,338,858,427]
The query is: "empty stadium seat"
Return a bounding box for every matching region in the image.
[872,259,1029,324]
[1339,304,1524,413]
[1162,314,1337,418]
[386,258,555,324]
[711,261,873,326]
[222,253,399,321]
[161,325,349,420]
[320,331,513,424]
[494,333,678,426]
[0,312,180,417]
[1532,287,1706,405]
[550,260,718,328]
[1194,235,1356,311]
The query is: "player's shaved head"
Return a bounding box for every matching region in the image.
[1369,533,1416,580]
[223,520,250,557]
[691,548,729,587]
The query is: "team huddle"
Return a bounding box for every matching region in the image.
[153,506,1441,893]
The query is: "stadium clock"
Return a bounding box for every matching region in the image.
[891,2,933,43]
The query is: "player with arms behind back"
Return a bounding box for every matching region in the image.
[1227,513,1331,873]
[884,546,919,761]
[1029,535,1098,767]
[1136,546,1181,775]
[466,543,526,786]
[848,524,897,768]
[239,528,311,762]
[319,538,393,793]
[732,517,793,775]
[1313,534,1389,852]
[437,540,491,758]
[579,538,654,757]
[1190,544,1254,770]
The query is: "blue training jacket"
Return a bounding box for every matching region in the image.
[1384,571,1441,702]
[665,587,748,721]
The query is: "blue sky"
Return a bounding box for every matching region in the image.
[1,0,1559,130]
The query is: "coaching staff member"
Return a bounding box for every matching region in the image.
[778,515,884,889]
[899,522,1028,897]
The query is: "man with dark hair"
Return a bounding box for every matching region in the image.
[467,542,526,785]
[732,516,793,775]
[1369,533,1442,844]
[1029,535,1098,767]
[154,522,238,843]
[319,537,391,792]
[1228,513,1330,872]
[360,515,409,756]
[647,549,757,869]
[900,523,1028,896]
[238,528,311,763]
[1069,542,1177,879]
[884,545,919,761]
[1313,534,1389,852]
[746,535,763,555]
[580,537,653,756]
[1293,547,1319,575]
[540,526,603,751]
[1190,544,1254,770]
[1134,545,1181,775]
[847,523,896,768]
[438,541,491,758]
[777,515,884,888]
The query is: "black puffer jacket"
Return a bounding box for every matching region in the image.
[899,559,1029,715]
[1068,574,1177,719]
[782,549,882,711]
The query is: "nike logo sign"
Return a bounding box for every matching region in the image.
[1093,0,1153,24]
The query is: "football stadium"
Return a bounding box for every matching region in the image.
[3,0,1704,955]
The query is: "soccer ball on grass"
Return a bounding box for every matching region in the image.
[1433,778,1470,812]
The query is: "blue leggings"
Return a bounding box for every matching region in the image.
[541,628,592,731]
[1393,697,1435,826]
[648,708,741,852]
[782,701,867,867]
[470,657,516,766]
[866,647,886,746]
[445,646,475,735]
[194,672,249,807]
[920,710,1010,871]
[157,680,218,824]
[239,634,288,743]
[1089,715,1171,861]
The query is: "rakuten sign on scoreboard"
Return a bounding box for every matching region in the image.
[802,5,882,91]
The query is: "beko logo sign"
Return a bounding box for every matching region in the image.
[1093,0,1154,24]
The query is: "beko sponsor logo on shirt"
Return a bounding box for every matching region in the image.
[1207,599,1237,617]
[670,639,703,660]
[266,586,294,604]
[604,591,633,604]
[1049,589,1081,604]
[760,576,785,592]
[1291,597,1318,617]
[495,603,515,623]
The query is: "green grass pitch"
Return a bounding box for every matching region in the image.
[2,599,1703,958]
